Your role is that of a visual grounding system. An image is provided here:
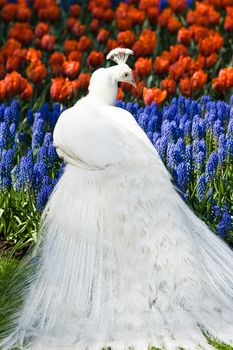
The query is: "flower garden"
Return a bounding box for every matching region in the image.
[0,1,233,350]
[0,0,232,259]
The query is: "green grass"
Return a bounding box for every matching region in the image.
[207,339,233,350]
[0,258,232,350]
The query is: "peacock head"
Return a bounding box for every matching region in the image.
[87,48,136,105]
[106,48,136,87]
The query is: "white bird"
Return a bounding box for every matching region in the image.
[1,48,233,350]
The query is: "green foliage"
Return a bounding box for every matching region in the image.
[185,130,233,246]
[0,256,37,341]
[207,336,233,350]
[0,188,39,256]
[0,257,21,333]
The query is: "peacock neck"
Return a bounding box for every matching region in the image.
[87,67,118,106]
[87,85,118,106]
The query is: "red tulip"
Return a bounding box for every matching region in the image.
[143,87,167,105]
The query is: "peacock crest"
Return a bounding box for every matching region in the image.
[106,48,134,65]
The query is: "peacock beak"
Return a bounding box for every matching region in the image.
[130,78,137,88]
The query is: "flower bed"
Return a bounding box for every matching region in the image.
[0,0,232,253]
[0,0,232,105]
[0,95,232,252]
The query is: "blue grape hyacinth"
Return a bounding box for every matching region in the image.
[177,161,188,192]
[0,95,232,244]
[218,211,232,236]
[197,175,206,202]
[205,152,219,183]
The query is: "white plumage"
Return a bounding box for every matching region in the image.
[1,48,233,350]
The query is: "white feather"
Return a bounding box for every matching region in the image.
[106,48,133,64]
